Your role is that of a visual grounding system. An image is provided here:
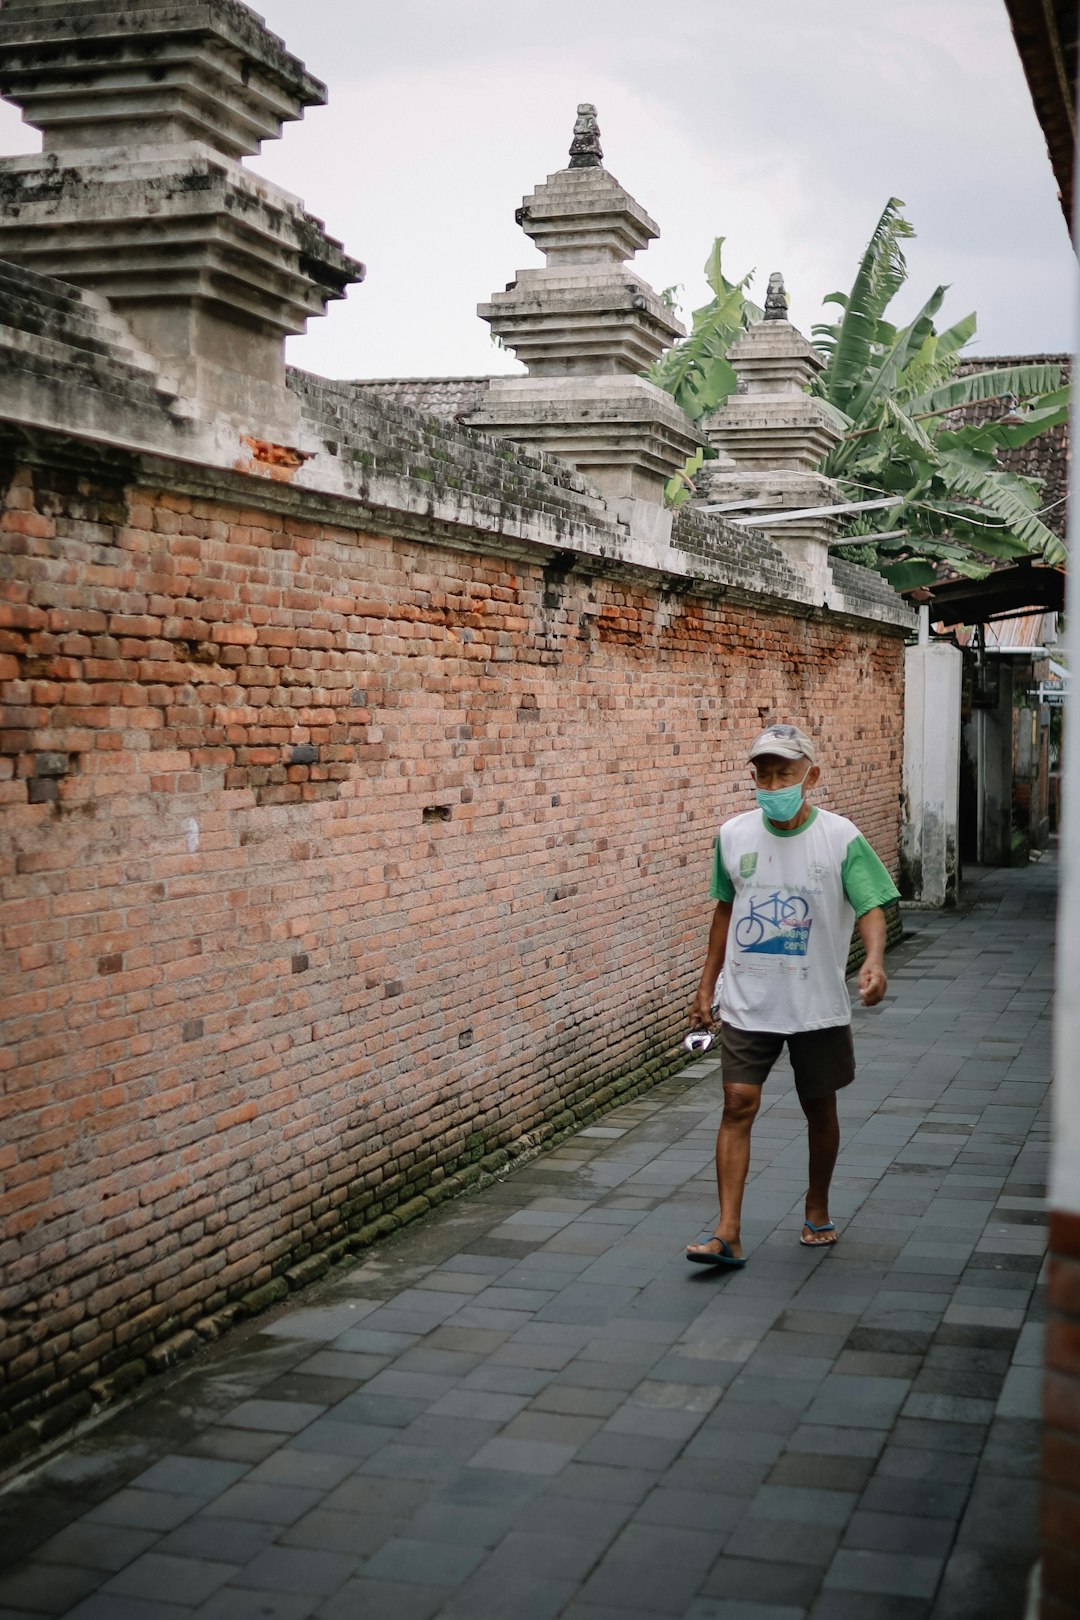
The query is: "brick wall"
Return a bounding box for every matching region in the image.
[1044,1211,1080,1619]
[0,451,905,1458]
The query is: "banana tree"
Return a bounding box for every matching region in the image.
[649,199,1069,579]
[811,198,1068,588]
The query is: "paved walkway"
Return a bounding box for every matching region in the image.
[0,858,1056,1620]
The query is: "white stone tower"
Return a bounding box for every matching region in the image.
[0,0,365,436]
[701,273,845,600]
[471,105,703,530]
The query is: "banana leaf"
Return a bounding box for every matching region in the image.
[912,364,1063,418]
[818,200,914,412]
[938,456,1067,564]
[879,559,939,590]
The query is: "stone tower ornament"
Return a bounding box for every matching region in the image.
[699,269,845,602]
[0,0,364,436]
[473,103,702,519]
[568,102,603,168]
[763,272,789,322]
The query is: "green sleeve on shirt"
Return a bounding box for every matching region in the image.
[710,836,735,902]
[841,834,900,917]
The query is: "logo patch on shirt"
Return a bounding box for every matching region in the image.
[734,890,813,958]
[739,852,758,879]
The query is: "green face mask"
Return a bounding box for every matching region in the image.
[755,766,810,824]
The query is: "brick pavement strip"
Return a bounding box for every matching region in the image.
[0,858,1056,1620]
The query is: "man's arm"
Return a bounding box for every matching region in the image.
[690,901,732,1028]
[856,906,887,1006]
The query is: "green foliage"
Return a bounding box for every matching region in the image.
[813,199,1068,574]
[646,238,760,425]
[648,200,1069,574]
[665,446,709,508]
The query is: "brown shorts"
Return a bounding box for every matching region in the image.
[720,1022,855,1101]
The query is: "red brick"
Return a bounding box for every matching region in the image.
[0,470,906,1446]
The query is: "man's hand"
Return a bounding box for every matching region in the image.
[689,988,714,1030]
[858,959,887,1006]
[856,907,888,1007]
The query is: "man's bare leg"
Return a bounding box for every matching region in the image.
[686,1083,761,1260]
[799,1090,840,1245]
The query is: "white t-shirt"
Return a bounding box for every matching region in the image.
[710,806,899,1034]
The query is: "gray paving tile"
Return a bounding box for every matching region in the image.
[362,1535,487,1586]
[441,1571,582,1618]
[316,1578,446,1620]
[900,1392,995,1425]
[698,1553,822,1606]
[404,1500,519,1548]
[220,1400,326,1434]
[63,1599,195,1620]
[874,1446,977,1486]
[85,1490,206,1532]
[360,1441,466,1484]
[807,1594,930,1620]
[842,1509,954,1557]
[427,1388,531,1423]
[548,1463,659,1505]
[859,1475,970,1520]
[102,1552,238,1606]
[768,1453,874,1492]
[278,1508,400,1556]
[155,1517,279,1565]
[200,1482,324,1525]
[747,1486,857,1531]
[786,1426,887,1459]
[32,1522,159,1574]
[823,1548,944,1598]
[529,1384,625,1419]
[577,1522,722,1614]
[284,1417,398,1458]
[230,1544,358,1595]
[725,1517,841,1569]
[576,1431,685,1471]
[0,1564,106,1614]
[889,1418,988,1455]
[465,1436,579,1476]
[685,1604,810,1620]
[195,1595,315,1620]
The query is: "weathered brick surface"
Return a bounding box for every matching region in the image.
[0,448,904,1452]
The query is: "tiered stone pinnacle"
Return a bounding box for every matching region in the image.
[0,0,326,158]
[700,273,844,598]
[472,104,701,506]
[0,0,364,431]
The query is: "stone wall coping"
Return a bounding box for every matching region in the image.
[0,256,913,634]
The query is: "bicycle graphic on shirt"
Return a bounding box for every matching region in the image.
[734,890,812,955]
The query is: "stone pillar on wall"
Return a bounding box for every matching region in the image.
[699,274,845,604]
[471,104,703,540]
[901,610,962,906]
[0,0,364,437]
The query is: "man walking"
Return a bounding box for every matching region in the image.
[686,723,899,1267]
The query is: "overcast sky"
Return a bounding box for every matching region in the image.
[1,0,1074,379]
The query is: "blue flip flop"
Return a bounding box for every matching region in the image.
[686,1232,747,1268]
[800,1220,837,1247]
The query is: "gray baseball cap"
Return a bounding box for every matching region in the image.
[748,723,815,763]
